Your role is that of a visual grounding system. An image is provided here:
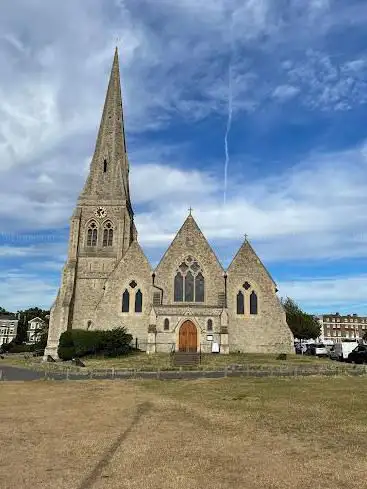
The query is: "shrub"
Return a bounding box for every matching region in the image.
[276,353,287,361]
[58,327,133,360]
[100,327,133,357]
[0,342,34,354]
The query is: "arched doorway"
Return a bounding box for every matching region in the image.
[179,320,197,352]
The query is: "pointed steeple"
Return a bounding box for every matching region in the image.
[79,47,132,210]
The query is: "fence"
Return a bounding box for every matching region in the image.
[1,363,366,382]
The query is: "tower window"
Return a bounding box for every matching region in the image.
[102,221,113,247]
[87,222,98,246]
[164,318,170,331]
[103,158,107,173]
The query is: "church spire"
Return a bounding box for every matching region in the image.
[79,47,132,210]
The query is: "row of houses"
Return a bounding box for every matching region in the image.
[317,313,367,343]
[1,311,367,347]
[0,315,47,346]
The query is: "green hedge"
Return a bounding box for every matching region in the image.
[0,342,35,353]
[58,327,133,360]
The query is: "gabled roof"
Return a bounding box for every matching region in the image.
[28,317,45,323]
[154,214,224,273]
[227,238,277,286]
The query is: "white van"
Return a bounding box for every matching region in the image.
[332,341,359,361]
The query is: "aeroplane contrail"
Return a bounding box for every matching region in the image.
[223,16,234,205]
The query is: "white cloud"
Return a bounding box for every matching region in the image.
[278,275,367,314]
[272,85,300,101]
[0,271,57,310]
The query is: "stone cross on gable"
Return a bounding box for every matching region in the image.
[188,206,193,216]
[244,233,248,241]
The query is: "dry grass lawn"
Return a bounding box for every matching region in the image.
[1,376,367,489]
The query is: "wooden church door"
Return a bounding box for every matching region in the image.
[179,320,197,352]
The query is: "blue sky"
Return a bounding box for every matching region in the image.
[1,0,367,314]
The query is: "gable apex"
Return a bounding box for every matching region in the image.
[227,238,276,286]
[154,214,224,272]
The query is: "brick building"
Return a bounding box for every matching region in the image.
[317,313,367,343]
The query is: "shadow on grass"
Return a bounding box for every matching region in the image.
[77,401,152,489]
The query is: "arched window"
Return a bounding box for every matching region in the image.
[195,272,204,302]
[207,319,213,331]
[250,291,258,315]
[164,318,170,331]
[103,158,107,173]
[122,289,129,312]
[185,271,194,302]
[174,272,183,302]
[174,257,205,303]
[87,222,98,246]
[102,221,113,247]
[135,289,143,313]
[237,291,244,315]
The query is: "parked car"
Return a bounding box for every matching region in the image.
[305,343,328,358]
[332,341,359,361]
[347,345,367,364]
[328,346,340,361]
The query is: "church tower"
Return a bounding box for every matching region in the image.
[44,48,137,359]
[44,47,293,360]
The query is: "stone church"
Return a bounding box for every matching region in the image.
[44,49,294,359]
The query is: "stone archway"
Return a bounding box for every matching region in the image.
[178,320,197,352]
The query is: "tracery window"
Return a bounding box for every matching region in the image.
[87,221,98,246]
[173,256,205,302]
[236,283,259,316]
[102,221,113,247]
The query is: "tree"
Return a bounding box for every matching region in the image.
[15,307,50,344]
[281,297,321,340]
[0,307,11,314]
